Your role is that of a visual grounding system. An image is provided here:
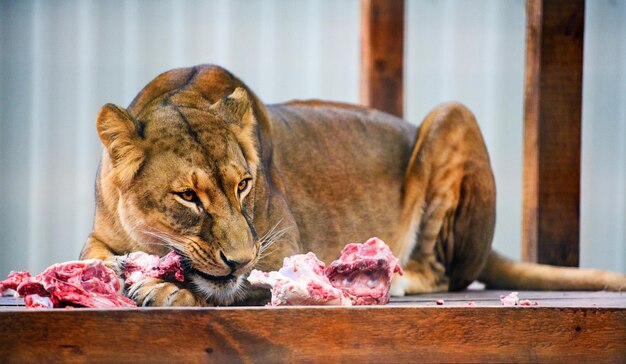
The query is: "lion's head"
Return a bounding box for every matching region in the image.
[96,66,262,304]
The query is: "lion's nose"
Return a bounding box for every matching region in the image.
[219,251,252,273]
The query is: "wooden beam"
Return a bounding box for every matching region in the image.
[360,0,404,118]
[522,0,585,266]
[1,305,625,362]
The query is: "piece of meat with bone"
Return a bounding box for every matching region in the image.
[122,251,185,287]
[15,260,136,309]
[326,237,404,305]
[248,237,403,306]
[248,252,353,306]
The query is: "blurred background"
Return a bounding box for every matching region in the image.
[1,0,625,277]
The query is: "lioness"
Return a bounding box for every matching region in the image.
[81,65,626,306]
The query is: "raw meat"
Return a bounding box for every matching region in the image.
[122,251,185,287]
[1,251,185,309]
[500,291,519,306]
[0,270,32,297]
[500,292,539,307]
[248,237,403,306]
[326,237,404,305]
[248,252,352,306]
[519,299,539,306]
[14,260,136,309]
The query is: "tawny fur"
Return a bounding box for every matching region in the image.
[80,65,626,307]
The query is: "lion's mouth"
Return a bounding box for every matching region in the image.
[189,267,236,283]
[175,252,238,283]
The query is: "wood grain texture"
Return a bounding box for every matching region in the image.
[1,304,626,363]
[522,0,585,267]
[360,0,404,118]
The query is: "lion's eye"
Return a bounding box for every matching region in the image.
[237,177,252,194]
[176,190,198,203]
[237,180,248,193]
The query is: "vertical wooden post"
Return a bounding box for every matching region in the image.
[360,0,404,118]
[522,0,585,267]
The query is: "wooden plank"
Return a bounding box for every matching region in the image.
[360,0,404,117]
[390,291,626,308]
[1,306,625,362]
[522,0,585,266]
[5,291,626,308]
[390,290,626,307]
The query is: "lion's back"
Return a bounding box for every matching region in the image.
[265,101,417,260]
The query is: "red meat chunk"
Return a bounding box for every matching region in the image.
[14,260,136,309]
[1,251,185,309]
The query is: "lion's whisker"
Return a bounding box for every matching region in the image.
[141,229,191,257]
[259,226,290,254]
[259,222,289,246]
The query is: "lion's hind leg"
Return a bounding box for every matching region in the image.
[391,102,496,296]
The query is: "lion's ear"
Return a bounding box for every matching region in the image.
[210,87,256,129]
[211,88,259,167]
[96,103,145,186]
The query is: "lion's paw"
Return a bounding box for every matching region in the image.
[126,278,203,307]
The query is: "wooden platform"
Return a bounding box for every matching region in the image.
[2,291,625,363]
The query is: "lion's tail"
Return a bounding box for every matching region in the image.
[478,250,626,291]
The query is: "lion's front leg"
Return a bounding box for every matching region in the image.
[126,278,205,307]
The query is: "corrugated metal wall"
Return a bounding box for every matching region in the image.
[1,0,624,277]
